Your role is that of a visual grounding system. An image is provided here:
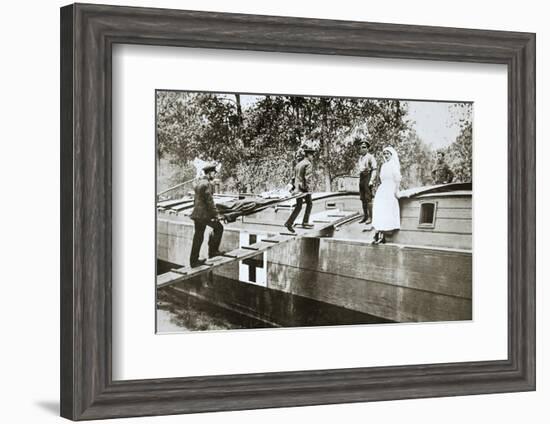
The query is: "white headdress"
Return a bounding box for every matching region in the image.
[383,146,401,180]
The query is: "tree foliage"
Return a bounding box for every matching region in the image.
[445,122,473,182]
[443,103,473,182]
[157,91,472,193]
[398,130,435,188]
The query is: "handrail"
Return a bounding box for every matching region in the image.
[157,177,196,197]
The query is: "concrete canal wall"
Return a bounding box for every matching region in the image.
[157,218,472,323]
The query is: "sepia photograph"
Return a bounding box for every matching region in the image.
[155,90,473,333]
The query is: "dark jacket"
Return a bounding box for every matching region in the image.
[190,177,218,221]
[431,161,454,184]
[294,158,312,193]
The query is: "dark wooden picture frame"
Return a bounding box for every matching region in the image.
[60,3,535,420]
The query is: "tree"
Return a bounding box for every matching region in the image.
[438,103,473,183]
[445,122,473,182]
[156,92,449,194]
[397,129,435,188]
[156,91,246,182]
[242,96,412,191]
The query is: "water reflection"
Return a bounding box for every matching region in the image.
[157,286,275,332]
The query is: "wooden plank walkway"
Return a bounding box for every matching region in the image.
[156,210,360,288]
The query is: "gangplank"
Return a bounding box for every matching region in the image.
[156,209,361,288]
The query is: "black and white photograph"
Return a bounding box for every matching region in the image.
[155,91,473,332]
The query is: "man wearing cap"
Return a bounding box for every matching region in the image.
[284,148,314,233]
[357,140,377,224]
[189,163,225,267]
[287,146,305,192]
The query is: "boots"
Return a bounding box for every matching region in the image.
[359,214,372,225]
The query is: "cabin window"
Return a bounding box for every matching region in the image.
[326,201,337,209]
[418,202,437,228]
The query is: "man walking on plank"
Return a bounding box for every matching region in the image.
[189,162,225,267]
[284,147,315,233]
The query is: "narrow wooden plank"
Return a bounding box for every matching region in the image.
[266,235,295,242]
[206,255,227,262]
[258,234,295,244]
[169,264,213,278]
[206,256,235,266]
[245,241,278,251]
[157,271,186,288]
[228,248,259,258]
[241,245,259,251]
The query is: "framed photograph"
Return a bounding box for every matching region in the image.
[60,3,535,420]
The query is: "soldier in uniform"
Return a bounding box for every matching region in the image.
[287,145,305,192]
[356,140,377,224]
[189,163,225,267]
[284,148,315,233]
[431,151,454,184]
[294,145,305,166]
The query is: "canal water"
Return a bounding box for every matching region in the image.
[157,259,274,331]
[156,259,391,333]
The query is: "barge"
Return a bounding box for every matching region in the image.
[156,180,472,329]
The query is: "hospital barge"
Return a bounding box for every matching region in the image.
[156,181,472,329]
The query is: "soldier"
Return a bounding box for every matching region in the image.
[356,139,377,224]
[294,145,305,166]
[189,162,225,267]
[431,151,454,184]
[287,145,305,192]
[284,148,315,233]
